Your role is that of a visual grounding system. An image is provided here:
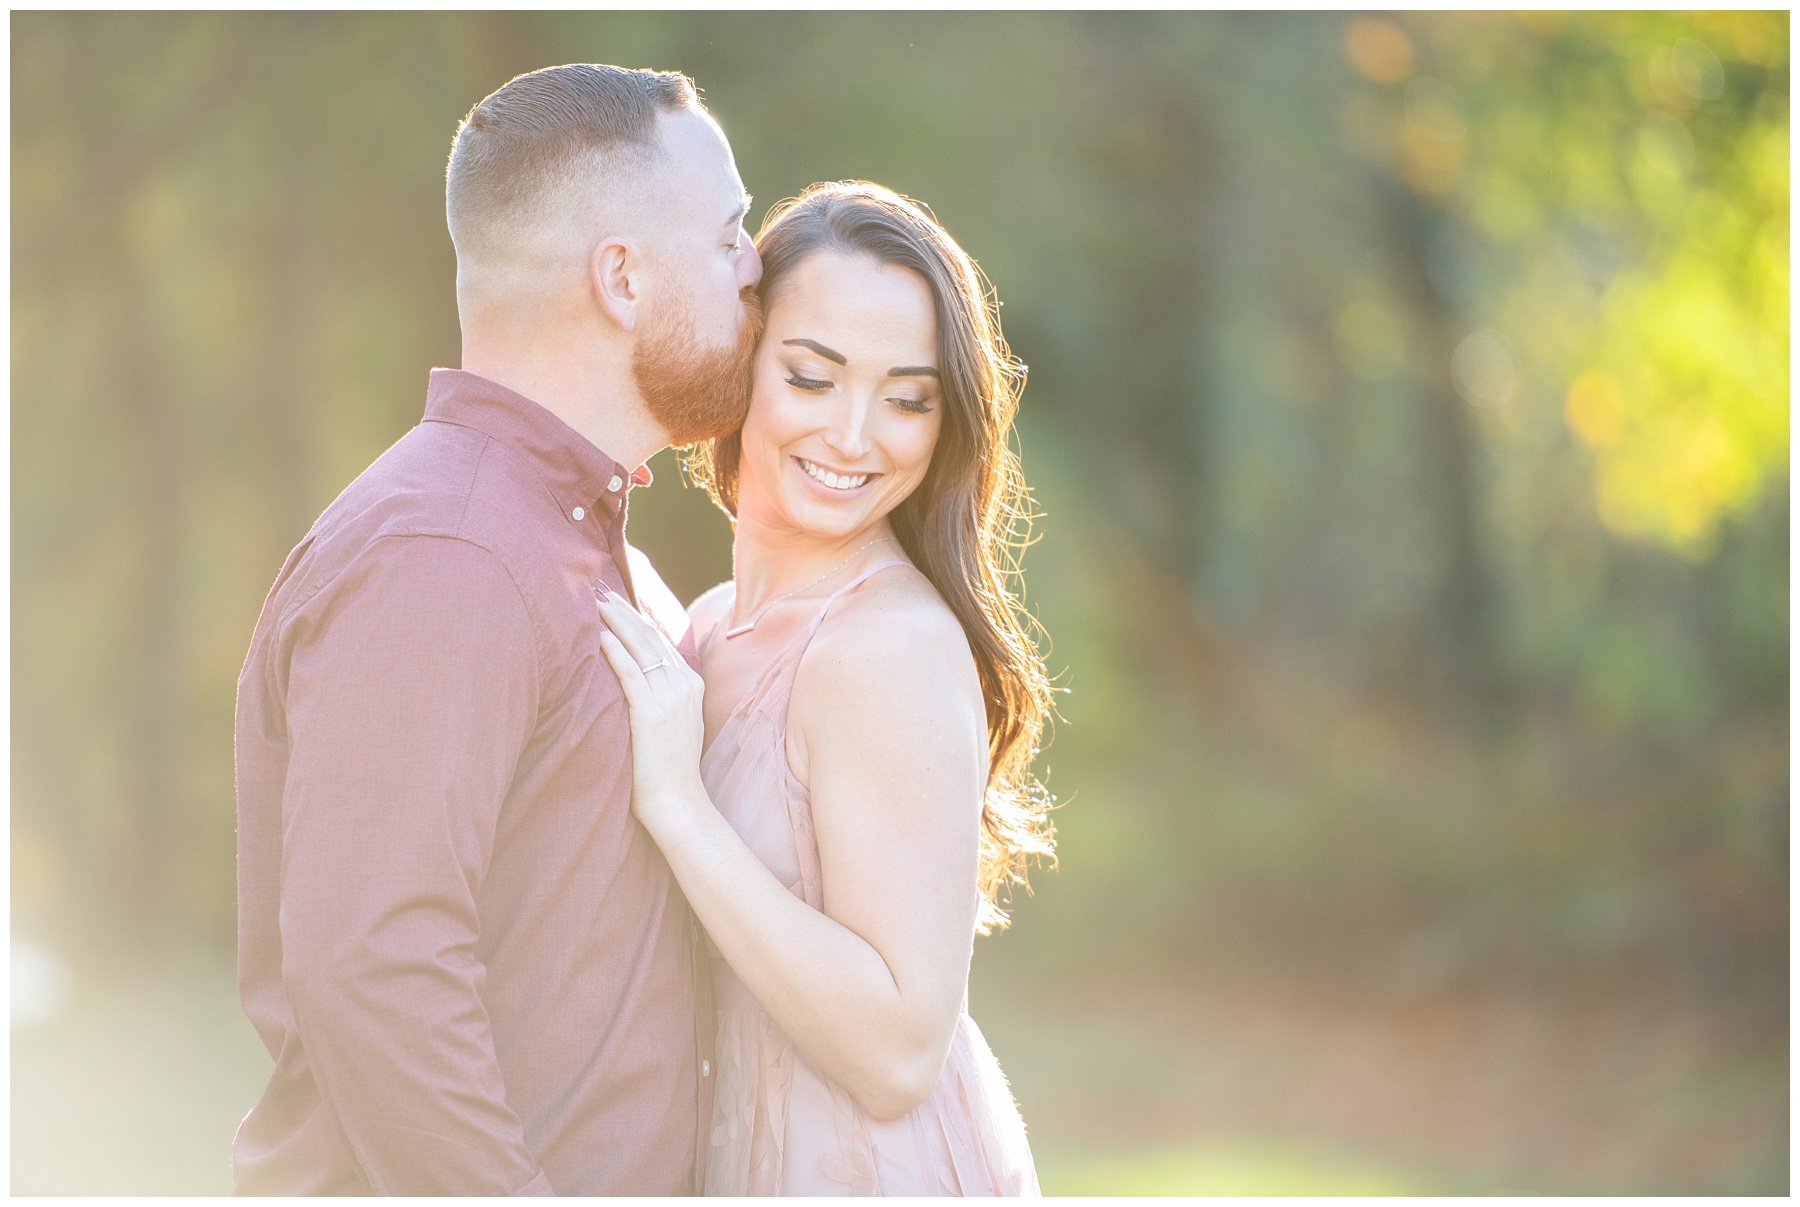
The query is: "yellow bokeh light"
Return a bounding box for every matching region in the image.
[1564,371,1628,448]
[1344,18,1416,86]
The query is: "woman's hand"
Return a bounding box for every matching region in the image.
[595,594,710,839]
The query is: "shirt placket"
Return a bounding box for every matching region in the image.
[571,468,636,607]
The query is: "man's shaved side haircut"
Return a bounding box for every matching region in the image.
[447,64,701,264]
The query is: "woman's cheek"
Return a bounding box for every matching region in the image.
[742,383,787,464]
[902,416,943,478]
[750,382,805,450]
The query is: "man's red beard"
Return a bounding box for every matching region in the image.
[633,285,765,446]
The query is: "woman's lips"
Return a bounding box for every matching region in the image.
[794,456,879,494]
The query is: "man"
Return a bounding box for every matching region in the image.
[233,64,763,1194]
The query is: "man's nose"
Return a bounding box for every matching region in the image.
[737,235,763,290]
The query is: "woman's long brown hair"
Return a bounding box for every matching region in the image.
[687,181,1055,931]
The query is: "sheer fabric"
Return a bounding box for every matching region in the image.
[698,563,1040,1197]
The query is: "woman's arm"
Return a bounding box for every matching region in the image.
[596,584,985,1121]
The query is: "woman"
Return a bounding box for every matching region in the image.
[596,181,1053,1196]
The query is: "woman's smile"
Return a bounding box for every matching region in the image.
[793,456,878,494]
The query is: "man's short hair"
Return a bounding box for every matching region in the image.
[447,64,701,265]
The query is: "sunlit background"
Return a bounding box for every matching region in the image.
[12,11,1788,1195]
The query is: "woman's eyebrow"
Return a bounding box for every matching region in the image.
[887,365,940,379]
[781,338,846,365]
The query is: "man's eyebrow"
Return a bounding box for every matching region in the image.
[781,338,847,365]
[887,365,940,379]
[725,194,752,226]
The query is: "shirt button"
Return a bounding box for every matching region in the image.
[702,1060,712,1077]
[571,506,585,522]
[607,475,624,493]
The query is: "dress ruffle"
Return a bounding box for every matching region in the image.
[707,991,1039,1197]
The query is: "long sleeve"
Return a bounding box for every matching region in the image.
[273,533,554,1195]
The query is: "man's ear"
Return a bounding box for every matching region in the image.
[591,236,642,333]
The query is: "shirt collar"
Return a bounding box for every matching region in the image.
[421,369,651,521]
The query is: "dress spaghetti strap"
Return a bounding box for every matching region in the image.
[802,559,913,639]
[698,560,914,662]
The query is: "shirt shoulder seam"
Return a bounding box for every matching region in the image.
[274,531,546,705]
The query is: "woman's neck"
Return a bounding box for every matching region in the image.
[730,516,901,620]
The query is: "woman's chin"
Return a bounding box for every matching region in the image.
[770,488,888,541]
[776,467,877,525]
[738,462,911,542]
[788,507,873,542]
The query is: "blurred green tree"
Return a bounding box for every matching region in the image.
[11,13,1785,1020]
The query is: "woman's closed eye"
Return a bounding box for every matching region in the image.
[785,371,834,392]
[890,396,936,415]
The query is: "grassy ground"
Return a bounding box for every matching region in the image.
[10,950,1786,1195]
[10,953,269,1195]
[972,959,1788,1197]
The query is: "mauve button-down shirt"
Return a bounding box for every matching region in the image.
[234,369,710,1195]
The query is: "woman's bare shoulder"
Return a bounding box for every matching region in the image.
[789,566,987,819]
[798,565,980,713]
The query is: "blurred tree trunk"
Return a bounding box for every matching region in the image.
[1386,189,1505,732]
[1067,14,1217,586]
[110,256,188,949]
[257,31,324,561]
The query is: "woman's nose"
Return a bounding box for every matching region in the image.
[821,399,875,460]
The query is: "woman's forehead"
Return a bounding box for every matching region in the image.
[765,254,937,358]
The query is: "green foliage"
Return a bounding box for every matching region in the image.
[11,14,1786,1015]
[1414,13,1790,553]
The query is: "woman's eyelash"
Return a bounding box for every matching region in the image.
[781,372,933,411]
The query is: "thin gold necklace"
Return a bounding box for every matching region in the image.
[724,536,898,639]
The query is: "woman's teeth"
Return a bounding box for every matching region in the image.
[798,458,871,491]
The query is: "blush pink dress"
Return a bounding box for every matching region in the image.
[696,562,1040,1197]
